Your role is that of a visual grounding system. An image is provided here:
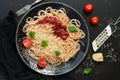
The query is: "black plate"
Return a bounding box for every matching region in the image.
[16,2,89,76]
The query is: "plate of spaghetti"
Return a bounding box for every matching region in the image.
[16,2,89,75]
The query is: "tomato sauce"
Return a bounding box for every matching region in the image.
[37,16,69,40]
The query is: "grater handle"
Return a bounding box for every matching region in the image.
[109,23,117,33]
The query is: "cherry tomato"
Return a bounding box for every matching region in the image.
[90,16,100,25]
[38,58,47,68]
[84,3,94,13]
[22,38,32,48]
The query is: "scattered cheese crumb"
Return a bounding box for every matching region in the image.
[92,52,104,62]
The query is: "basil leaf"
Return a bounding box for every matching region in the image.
[83,68,92,74]
[55,51,60,56]
[68,26,78,32]
[41,40,48,47]
[29,31,35,38]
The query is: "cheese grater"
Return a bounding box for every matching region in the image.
[92,17,120,52]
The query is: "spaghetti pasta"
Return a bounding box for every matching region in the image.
[22,7,85,66]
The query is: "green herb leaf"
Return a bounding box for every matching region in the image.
[83,68,92,74]
[41,40,49,47]
[68,25,78,32]
[55,51,60,56]
[29,31,35,38]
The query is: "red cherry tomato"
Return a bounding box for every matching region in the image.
[38,58,47,68]
[90,16,100,25]
[84,3,94,13]
[22,38,32,48]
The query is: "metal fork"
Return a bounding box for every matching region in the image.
[16,0,42,16]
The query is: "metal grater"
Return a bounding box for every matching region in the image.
[92,16,120,52]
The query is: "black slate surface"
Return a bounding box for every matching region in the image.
[0,0,120,80]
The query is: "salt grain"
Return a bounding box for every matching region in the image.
[105,48,118,62]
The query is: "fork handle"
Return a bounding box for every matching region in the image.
[31,0,42,6]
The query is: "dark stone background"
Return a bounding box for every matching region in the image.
[0,0,120,80]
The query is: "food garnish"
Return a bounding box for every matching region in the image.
[55,51,60,57]
[22,38,32,48]
[29,31,35,38]
[68,25,78,32]
[41,40,49,47]
[83,67,92,74]
[38,57,47,68]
